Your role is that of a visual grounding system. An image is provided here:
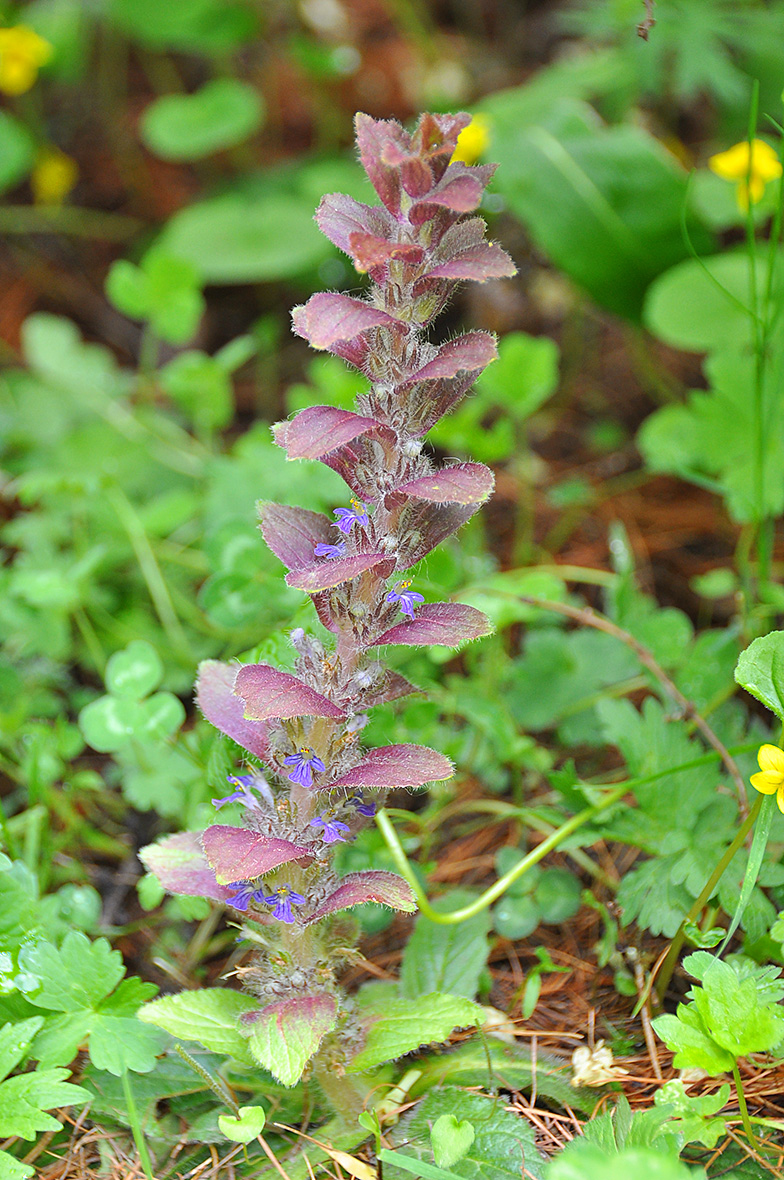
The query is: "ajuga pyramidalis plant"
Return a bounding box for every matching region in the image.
[139,111,515,1111]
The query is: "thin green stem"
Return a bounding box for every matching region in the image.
[121,1070,155,1180]
[655,794,763,999]
[174,1043,239,1116]
[0,204,143,240]
[375,783,629,925]
[732,1059,759,1152]
[107,484,189,653]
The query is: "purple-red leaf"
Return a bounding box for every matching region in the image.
[397,463,495,504]
[362,669,420,707]
[286,552,391,594]
[405,333,497,384]
[355,112,405,214]
[292,293,398,350]
[258,503,332,571]
[315,192,392,256]
[325,744,453,790]
[196,661,269,759]
[372,602,492,647]
[139,831,234,902]
[275,406,382,461]
[234,664,345,722]
[409,169,489,222]
[349,232,425,271]
[394,499,483,565]
[428,242,517,282]
[202,826,311,884]
[308,871,417,922]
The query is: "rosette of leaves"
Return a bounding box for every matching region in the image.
[140,111,515,1099]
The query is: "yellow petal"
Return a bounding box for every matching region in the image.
[751,771,781,794]
[451,115,491,165]
[778,786,784,814]
[758,744,784,775]
[709,142,752,181]
[750,139,783,182]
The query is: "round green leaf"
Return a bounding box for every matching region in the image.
[138,692,186,741]
[644,252,764,353]
[161,351,233,429]
[79,696,143,753]
[431,1113,475,1169]
[141,79,264,161]
[218,1104,266,1144]
[105,640,163,700]
[535,868,582,925]
[157,193,330,283]
[0,111,35,195]
[493,894,541,940]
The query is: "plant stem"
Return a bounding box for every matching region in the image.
[655,794,762,999]
[732,1059,759,1152]
[121,1070,155,1180]
[376,782,629,925]
[311,1059,367,1120]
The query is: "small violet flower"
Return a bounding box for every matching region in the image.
[225,880,267,912]
[314,540,347,560]
[265,885,306,924]
[333,498,369,534]
[386,579,425,619]
[284,746,326,788]
[750,744,784,811]
[350,794,377,818]
[212,772,272,810]
[310,813,352,844]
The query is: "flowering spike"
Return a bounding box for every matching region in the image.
[142,111,516,1091]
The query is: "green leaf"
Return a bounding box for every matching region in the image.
[79,695,141,752]
[218,1104,266,1143]
[493,894,541,940]
[489,99,713,320]
[0,1063,88,1139]
[400,892,491,1001]
[0,1149,34,1180]
[473,332,559,419]
[692,957,784,1058]
[137,691,186,741]
[244,995,337,1087]
[653,1080,729,1149]
[644,251,768,354]
[137,989,259,1065]
[141,79,264,160]
[431,1114,476,1169]
[718,793,776,954]
[105,640,163,700]
[0,111,35,194]
[0,1018,45,1083]
[534,869,582,925]
[547,1143,706,1180]
[106,250,204,344]
[386,1088,544,1179]
[157,192,331,284]
[652,1008,735,1076]
[108,0,256,53]
[735,631,784,720]
[160,351,233,430]
[348,993,484,1073]
[20,932,124,1011]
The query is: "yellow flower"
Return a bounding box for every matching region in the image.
[451,115,491,166]
[708,139,782,211]
[750,744,784,810]
[31,147,77,205]
[0,25,52,96]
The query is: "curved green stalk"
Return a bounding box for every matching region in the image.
[375,782,629,925]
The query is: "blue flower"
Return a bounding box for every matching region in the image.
[284,747,326,788]
[225,880,267,912]
[265,885,306,924]
[310,814,352,843]
[386,580,425,619]
[212,772,272,810]
[333,499,369,534]
[350,793,377,818]
[314,540,347,560]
